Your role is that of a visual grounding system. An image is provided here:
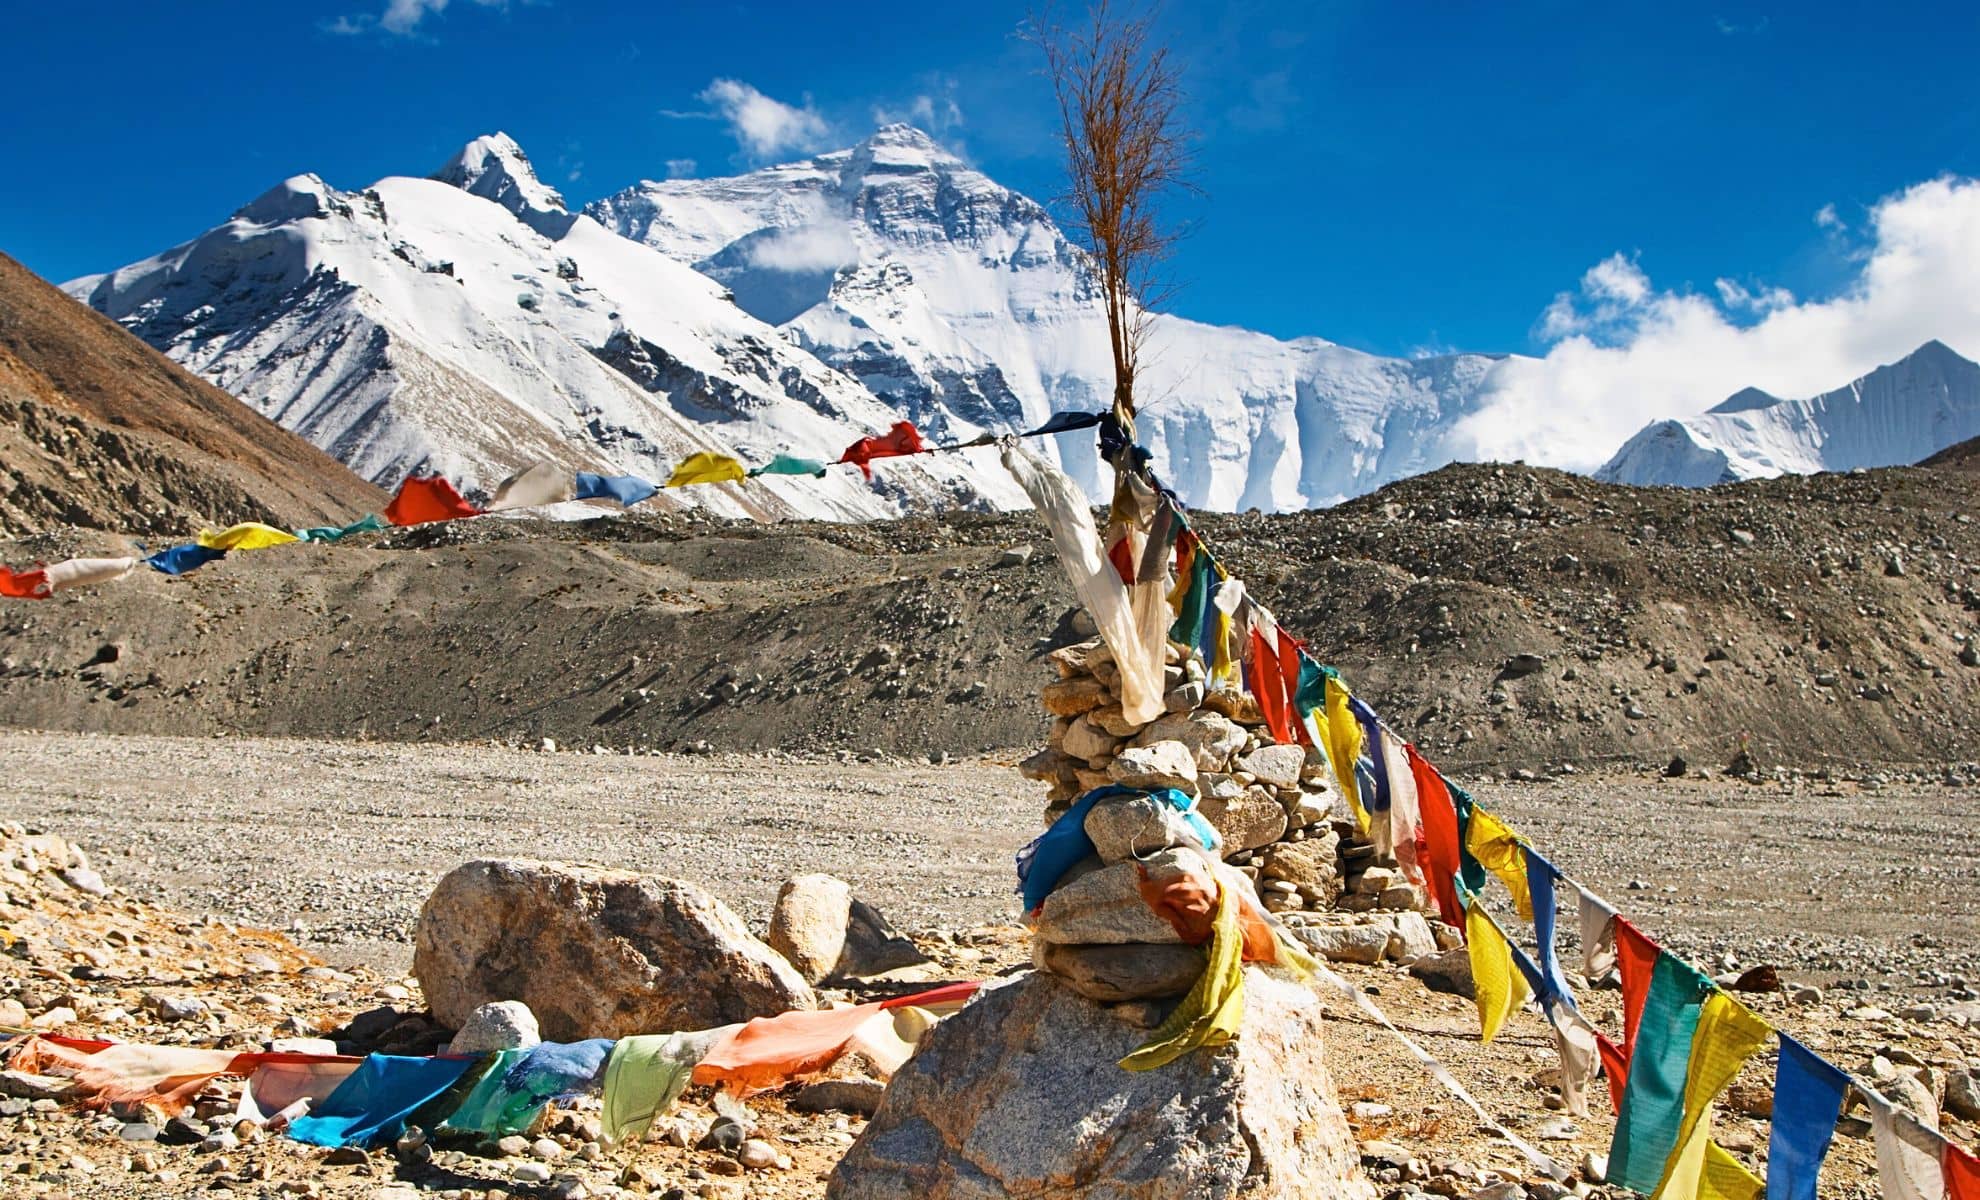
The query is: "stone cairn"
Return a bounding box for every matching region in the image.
[1018,636,1457,989]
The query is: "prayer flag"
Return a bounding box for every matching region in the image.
[1023,410,1103,436]
[1702,1142,1765,1200]
[838,420,926,478]
[1766,1033,1849,1200]
[1382,735,1420,879]
[487,461,575,510]
[1608,950,1712,1193]
[1947,1140,1980,1200]
[44,556,138,592]
[285,1053,479,1148]
[746,454,829,478]
[196,523,298,552]
[1408,746,1466,930]
[295,514,387,543]
[665,451,748,488]
[434,1048,535,1135]
[573,472,660,507]
[1464,894,1530,1043]
[237,1060,363,1122]
[1321,672,1368,832]
[1524,848,1577,1010]
[1170,549,1215,646]
[1,565,51,598]
[601,1031,726,1144]
[144,543,226,575]
[1579,887,1620,981]
[1867,1091,1948,1200]
[1653,989,1770,1199]
[384,475,482,526]
[1251,626,1294,745]
[1464,808,1533,921]
[1120,878,1243,1071]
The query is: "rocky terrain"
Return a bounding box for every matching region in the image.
[3,460,1977,772]
[0,251,381,537]
[2,744,1976,1200]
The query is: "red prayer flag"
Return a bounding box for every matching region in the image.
[1106,536,1135,584]
[837,421,926,479]
[1276,630,1309,746]
[1616,918,1659,1056]
[1407,745,1465,930]
[1249,628,1292,744]
[1,566,51,600]
[384,476,484,526]
[1596,1031,1630,1115]
[1947,1140,1980,1200]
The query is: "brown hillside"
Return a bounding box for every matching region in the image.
[0,251,380,536]
[1920,434,1980,472]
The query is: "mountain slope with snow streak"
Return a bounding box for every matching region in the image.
[66,138,1021,521]
[1597,340,1980,486]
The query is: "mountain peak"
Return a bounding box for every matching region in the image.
[431,132,575,238]
[853,123,959,165]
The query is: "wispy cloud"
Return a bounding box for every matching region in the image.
[1714,14,1771,34]
[325,0,505,38]
[1227,69,1296,133]
[665,158,697,179]
[1448,175,1980,471]
[873,78,965,139]
[673,79,835,161]
[1815,202,1844,232]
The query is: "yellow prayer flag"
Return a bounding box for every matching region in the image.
[1465,808,1534,921]
[1464,897,1530,1043]
[664,452,748,488]
[1322,675,1369,833]
[195,522,300,552]
[1120,879,1244,1071]
[1697,1143,1764,1200]
[1651,990,1772,1200]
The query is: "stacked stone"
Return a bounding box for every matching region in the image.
[1019,636,1441,942]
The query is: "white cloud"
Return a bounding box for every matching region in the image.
[747,223,858,274]
[1447,176,1980,472]
[327,0,502,36]
[873,89,965,138]
[1815,202,1843,231]
[665,158,697,179]
[696,79,833,160]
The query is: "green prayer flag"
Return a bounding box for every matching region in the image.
[295,514,388,543]
[435,1048,537,1136]
[600,1034,702,1144]
[747,454,830,478]
[1609,952,1712,1191]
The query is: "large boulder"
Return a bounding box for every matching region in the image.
[1033,855,1200,946]
[414,859,814,1041]
[829,970,1374,1200]
[1196,785,1289,854]
[768,873,930,985]
[1034,943,1207,1002]
[1108,741,1198,792]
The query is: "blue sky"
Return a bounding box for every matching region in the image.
[2,0,1975,362]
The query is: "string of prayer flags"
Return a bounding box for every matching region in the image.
[144,543,227,575]
[746,454,829,478]
[1766,1033,1850,1200]
[295,514,387,543]
[0,565,51,598]
[838,420,925,478]
[573,472,659,507]
[1607,949,1714,1193]
[488,461,576,511]
[664,452,747,488]
[196,523,299,552]
[384,475,482,526]
[1462,889,1531,1043]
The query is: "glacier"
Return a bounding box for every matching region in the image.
[1596,340,1980,486]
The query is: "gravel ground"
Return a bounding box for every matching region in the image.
[1,730,1974,1003]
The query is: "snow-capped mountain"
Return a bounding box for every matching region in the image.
[65,134,1021,521]
[1597,340,1980,486]
[587,125,1515,509]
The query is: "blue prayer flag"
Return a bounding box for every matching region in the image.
[144,544,226,576]
[574,472,659,508]
[1766,1034,1849,1200]
[286,1054,478,1149]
